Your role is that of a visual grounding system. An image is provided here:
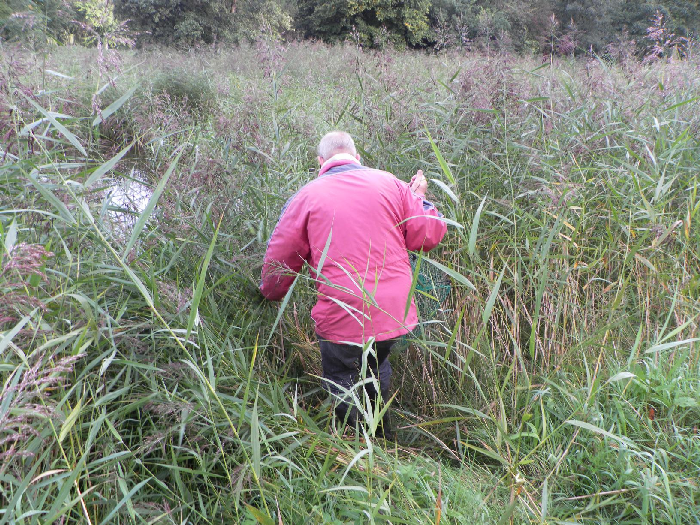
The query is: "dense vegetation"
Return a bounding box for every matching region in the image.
[2,0,700,53]
[1,41,700,523]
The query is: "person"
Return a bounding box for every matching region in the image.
[260,131,447,439]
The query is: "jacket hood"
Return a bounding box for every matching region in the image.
[319,154,361,176]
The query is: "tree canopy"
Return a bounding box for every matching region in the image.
[2,0,698,54]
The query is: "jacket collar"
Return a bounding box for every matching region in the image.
[318,153,361,177]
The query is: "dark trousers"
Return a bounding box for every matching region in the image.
[317,336,395,426]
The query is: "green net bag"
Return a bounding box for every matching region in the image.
[394,253,452,351]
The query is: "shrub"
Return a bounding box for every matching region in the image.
[150,68,216,116]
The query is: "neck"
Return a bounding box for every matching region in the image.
[323,153,359,165]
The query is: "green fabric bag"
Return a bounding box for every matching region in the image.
[395,253,451,351]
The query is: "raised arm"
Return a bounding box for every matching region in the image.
[401,171,447,252]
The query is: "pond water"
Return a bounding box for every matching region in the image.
[103,168,153,237]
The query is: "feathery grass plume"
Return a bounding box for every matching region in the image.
[0,350,85,463]
[0,243,53,327]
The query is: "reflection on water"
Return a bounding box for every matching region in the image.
[103,168,153,237]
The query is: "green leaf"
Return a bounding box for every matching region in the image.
[565,419,636,448]
[0,450,45,525]
[98,478,151,525]
[497,495,519,525]
[541,477,549,519]
[122,148,183,260]
[122,264,156,307]
[0,359,24,421]
[320,485,369,494]
[83,140,135,189]
[675,396,698,408]
[645,338,700,354]
[27,171,76,225]
[0,312,34,356]
[186,218,220,341]
[339,449,371,485]
[664,96,700,112]
[460,441,508,466]
[45,69,74,80]
[59,398,83,443]
[265,274,299,347]
[93,85,139,127]
[316,228,332,275]
[21,93,87,156]
[251,394,261,480]
[421,254,475,291]
[445,302,467,360]
[425,129,455,184]
[405,252,422,320]
[245,504,274,525]
[468,196,487,257]
[483,265,505,326]
[606,372,636,383]
[634,252,656,273]
[396,214,464,230]
[430,178,459,204]
[3,219,17,254]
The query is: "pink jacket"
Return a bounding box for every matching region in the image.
[260,156,447,343]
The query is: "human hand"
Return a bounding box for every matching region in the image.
[410,170,427,198]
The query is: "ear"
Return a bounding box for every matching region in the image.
[355,153,361,162]
[317,156,324,166]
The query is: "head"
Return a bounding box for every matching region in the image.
[317,131,360,166]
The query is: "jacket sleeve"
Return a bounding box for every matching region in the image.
[260,194,310,301]
[401,184,447,252]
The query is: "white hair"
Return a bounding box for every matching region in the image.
[317,131,356,159]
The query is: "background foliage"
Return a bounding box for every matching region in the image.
[2,0,700,51]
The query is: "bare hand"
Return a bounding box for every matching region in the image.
[410,170,428,198]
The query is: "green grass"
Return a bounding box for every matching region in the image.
[1,41,699,523]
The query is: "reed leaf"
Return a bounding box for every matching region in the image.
[21,94,87,156]
[122,148,183,260]
[93,85,139,127]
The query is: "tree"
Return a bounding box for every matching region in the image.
[114,0,294,45]
[1,0,76,45]
[608,1,699,44]
[550,0,623,52]
[427,0,476,48]
[233,0,295,42]
[659,0,700,37]
[296,0,432,47]
[113,0,234,45]
[474,6,511,53]
[73,0,125,45]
